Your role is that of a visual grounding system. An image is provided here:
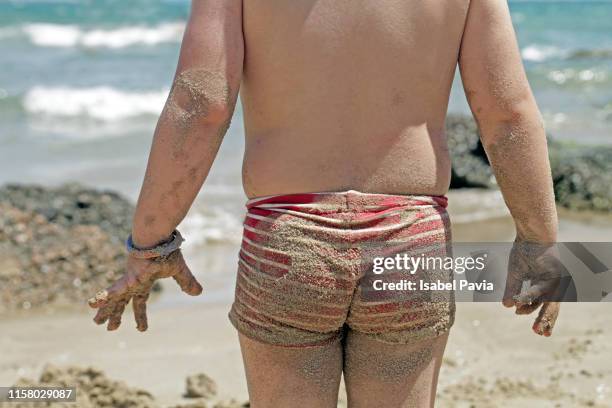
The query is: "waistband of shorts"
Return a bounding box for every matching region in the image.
[246,190,448,211]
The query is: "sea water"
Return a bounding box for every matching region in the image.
[1,0,611,190]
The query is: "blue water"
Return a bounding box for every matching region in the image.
[450,1,612,143]
[0,0,611,195]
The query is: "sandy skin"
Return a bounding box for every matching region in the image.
[88,250,202,332]
[502,241,564,336]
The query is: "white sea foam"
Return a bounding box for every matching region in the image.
[521,45,568,62]
[23,86,168,120]
[20,22,185,48]
[180,207,243,249]
[446,189,510,224]
[547,68,608,84]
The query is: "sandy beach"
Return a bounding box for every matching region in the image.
[1,302,610,407]
[1,189,611,407]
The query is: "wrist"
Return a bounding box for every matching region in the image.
[515,219,558,244]
[131,233,171,250]
[127,230,184,259]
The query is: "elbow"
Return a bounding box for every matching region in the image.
[473,90,541,128]
[474,94,547,149]
[198,99,234,126]
[167,68,234,127]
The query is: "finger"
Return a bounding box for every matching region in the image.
[172,264,203,296]
[88,289,110,309]
[93,304,113,325]
[503,247,528,307]
[88,278,126,309]
[515,298,542,315]
[502,273,523,308]
[532,302,560,337]
[132,293,149,332]
[513,280,558,307]
[107,298,130,331]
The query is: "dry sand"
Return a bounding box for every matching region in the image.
[1,302,610,406]
[1,190,611,407]
[0,303,247,407]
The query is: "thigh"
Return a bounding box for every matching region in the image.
[343,331,449,408]
[239,333,343,408]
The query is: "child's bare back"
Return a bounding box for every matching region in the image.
[241,0,470,198]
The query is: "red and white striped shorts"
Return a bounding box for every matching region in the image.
[229,190,455,347]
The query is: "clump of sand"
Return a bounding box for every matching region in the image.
[436,375,607,408]
[7,366,249,408]
[173,373,248,408]
[554,337,593,360]
[184,374,217,399]
[169,400,248,408]
[9,365,156,408]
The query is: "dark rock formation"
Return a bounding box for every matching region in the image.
[0,183,134,240]
[0,183,161,314]
[446,114,495,189]
[549,144,612,211]
[446,114,612,212]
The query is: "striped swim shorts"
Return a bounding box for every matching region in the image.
[228,190,455,347]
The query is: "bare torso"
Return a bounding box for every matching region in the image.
[240,0,470,198]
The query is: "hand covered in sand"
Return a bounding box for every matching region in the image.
[502,240,563,337]
[88,250,202,331]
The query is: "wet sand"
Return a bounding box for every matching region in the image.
[1,190,611,407]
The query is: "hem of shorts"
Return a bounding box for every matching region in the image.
[228,312,342,348]
[353,321,455,345]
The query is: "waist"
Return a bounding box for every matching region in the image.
[242,169,451,200]
[247,190,448,212]
[241,132,452,199]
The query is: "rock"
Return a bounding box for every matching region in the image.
[185,374,217,399]
[0,203,126,314]
[549,145,612,211]
[0,183,160,314]
[445,115,496,188]
[446,115,612,212]
[0,183,134,241]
